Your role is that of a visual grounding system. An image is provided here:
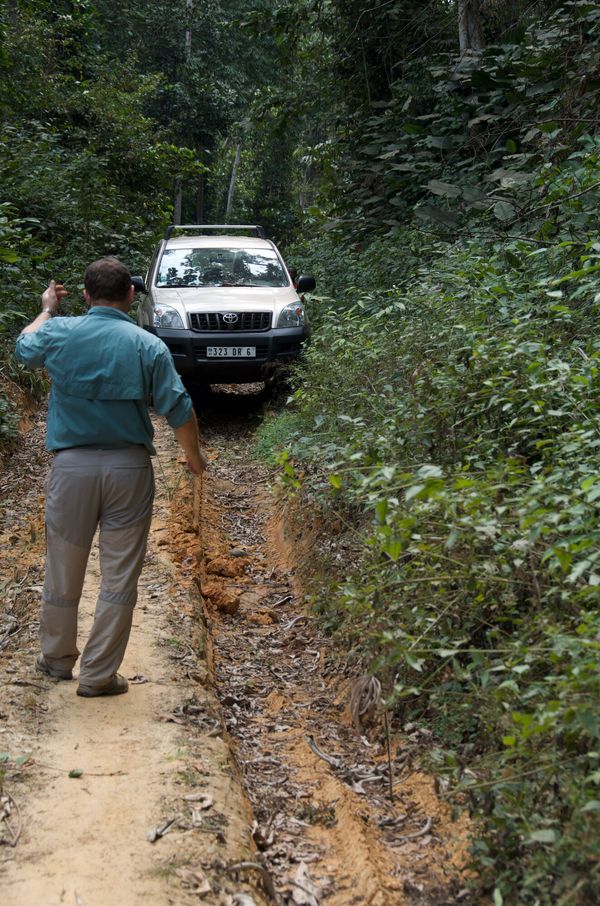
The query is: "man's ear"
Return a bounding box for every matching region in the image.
[83,289,92,306]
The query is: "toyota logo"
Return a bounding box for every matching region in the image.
[222,312,238,324]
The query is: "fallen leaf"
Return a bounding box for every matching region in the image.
[191,801,214,824]
[14,753,32,766]
[159,712,186,725]
[176,867,212,896]
[252,819,275,851]
[291,861,319,905]
[147,815,179,842]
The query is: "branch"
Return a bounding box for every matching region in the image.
[516,181,600,221]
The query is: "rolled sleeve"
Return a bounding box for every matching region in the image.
[151,348,193,428]
[15,327,51,368]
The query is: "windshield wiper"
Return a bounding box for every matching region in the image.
[219,282,279,288]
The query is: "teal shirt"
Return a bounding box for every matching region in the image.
[15,307,193,454]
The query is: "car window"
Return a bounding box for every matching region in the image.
[156,247,289,288]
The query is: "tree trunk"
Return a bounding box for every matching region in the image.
[226,143,242,219]
[7,0,19,29]
[360,39,372,106]
[173,177,182,224]
[196,173,204,223]
[185,0,193,60]
[458,0,485,54]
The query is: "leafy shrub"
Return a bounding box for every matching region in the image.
[324,2,600,239]
[260,206,600,901]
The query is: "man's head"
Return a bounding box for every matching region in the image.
[84,257,134,309]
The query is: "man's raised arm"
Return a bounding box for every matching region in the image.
[20,280,68,335]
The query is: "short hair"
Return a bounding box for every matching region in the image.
[84,257,132,302]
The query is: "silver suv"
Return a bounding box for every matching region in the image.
[137,225,315,383]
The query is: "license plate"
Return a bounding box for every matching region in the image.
[206,346,256,358]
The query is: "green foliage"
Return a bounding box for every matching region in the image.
[299,1,600,238]
[2,0,600,896]
[0,0,261,444]
[0,392,19,448]
[261,184,600,898]
[254,408,303,465]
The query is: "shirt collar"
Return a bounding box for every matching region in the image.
[87,306,134,323]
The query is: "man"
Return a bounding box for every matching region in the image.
[15,257,207,698]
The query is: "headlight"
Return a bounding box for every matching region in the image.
[154,303,185,329]
[277,303,306,328]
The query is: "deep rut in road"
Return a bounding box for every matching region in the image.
[0,384,471,905]
[193,385,472,905]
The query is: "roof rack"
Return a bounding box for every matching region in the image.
[163,224,268,240]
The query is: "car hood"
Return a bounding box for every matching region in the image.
[153,286,298,311]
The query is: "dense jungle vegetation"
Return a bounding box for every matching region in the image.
[2,1,600,901]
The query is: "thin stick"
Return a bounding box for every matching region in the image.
[224,861,279,903]
[29,760,127,777]
[384,710,394,803]
[396,815,433,841]
[3,794,22,847]
[447,755,580,793]
[0,621,38,651]
[306,735,342,769]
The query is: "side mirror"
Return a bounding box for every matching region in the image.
[131,275,147,294]
[296,275,316,293]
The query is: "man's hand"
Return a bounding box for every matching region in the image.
[41,280,68,315]
[20,280,69,335]
[186,449,209,476]
[173,413,208,477]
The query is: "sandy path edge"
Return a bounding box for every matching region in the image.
[1,422,263,906]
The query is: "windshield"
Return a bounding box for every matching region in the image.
[156,247,289,288]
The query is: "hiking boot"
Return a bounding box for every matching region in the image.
[76,674,129,698]
[35,654,73,681]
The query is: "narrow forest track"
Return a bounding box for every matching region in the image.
[0,386,471,906]
[0,404,264,906]
[194,385,471,906]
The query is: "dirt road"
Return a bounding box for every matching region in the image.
[0,386,471,905]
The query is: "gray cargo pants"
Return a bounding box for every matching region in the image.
[41,447,154,687]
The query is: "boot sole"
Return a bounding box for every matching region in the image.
[76,679,128,697]
[35,655,73,681]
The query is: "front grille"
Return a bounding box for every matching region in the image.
[189,312,271,332]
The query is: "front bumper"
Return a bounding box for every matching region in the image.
[157,325,310,381]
